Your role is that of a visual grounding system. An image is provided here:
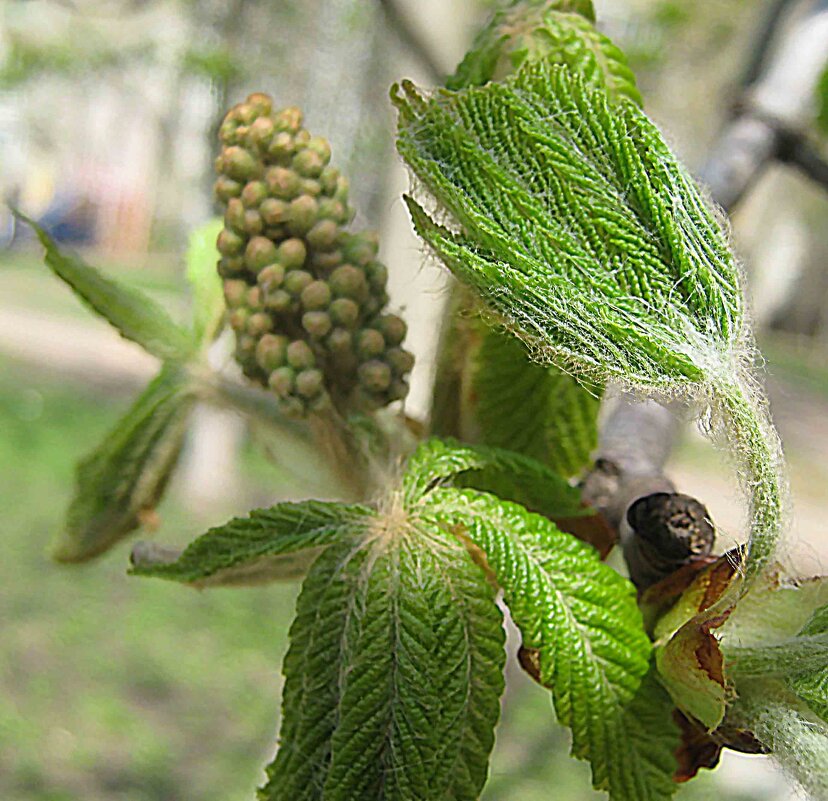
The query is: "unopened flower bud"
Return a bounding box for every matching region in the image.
[287,195,318,236]
[265,166,300,199]
[277,238,307,270]
[269,366,295,397]
[256,334,289,372]
[329,298,360,328]
[222,146,260,181]
[302,311,332,339]
[296,368,325,398]
[287,339,315,370]
[358,360,392,392]
[329,264,368,302]
[241,180,268,208]
[260,198,289,226]
[306,219,339,251]
[217,228,245,256]
[284,270,313,296]
[356,328,385,360]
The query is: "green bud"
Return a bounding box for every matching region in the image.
[334,175,349,202]
[274,106,302,134]
[214,175,242,201]
[269,366,295,397]
[319,166,340,196]
[294,129,311,147]
[295,368,325,398]
[343,232,379,266]
[277,238,307,270]
[229,307,250,332]
[327,327,353,353]
[280,396,307,419]
[310,250,342,273]
[241,180,268,208]
[260,198,289,226]
[284,270,313,296]
[219,117,240,145]
[217,228,245,256]
[306,219,339,251]
[248,116,275,150]
[385,347,415,375]
[246,286,263,309]
[256,333,289,372]
[245,236,278,272]
[243,209,263,236]
[329,264,368,301]
[293,148,325,178]
[287,340,315,370]
[388,379,410,402]
[247,312,272,336]
[265,166,300,199]
[329,297,360,328]
[286,195,319,236]
[356,328,385,359]
[258,263,285,290]
[236,334,257,358]
[223,279,248,308]
[375,314,407,346]
[246,92,273,118]
[318,198,350,224]
[232,102,257,125]
[222,146,261,181]
[307,135,332,163]
[265,288,293,313]
[218,256,245,277]
[268,131,295,164]
[301,280,332,311]
[365,260,389,291]
[302,310,332,339]
[358,359,392,392]
[299,178,322,197]
[225,198,246,233]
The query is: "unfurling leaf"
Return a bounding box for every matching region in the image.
[472,326,602,478]
[261,520,505,801]
[186,217,225,345]
[448,3,640,106]
[53,364,196,562]
[17,212,193,361]
[130,500,370,586]
[425,487,678,799]
[401,436,584,519]
[395,53,785,593]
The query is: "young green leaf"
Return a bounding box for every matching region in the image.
[17,212,193,361]
[401,436,584,519]
[129,500,370,586]
[425,487,677,799]
[185,217,225,345]
[788,604,828,722]
[395,57,785,592]
[473,327,602,478]
[261,518,505,801]
[448,4,640,106]
[52,364,197,562]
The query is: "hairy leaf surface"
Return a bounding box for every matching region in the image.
[261,521,505,800]
[473,327,602,477]
[426,487,677,799]
[402,437,583,518]
[130,500,368,586]
[448,5,640,106]
[53,364,196,562]
[18,212,193,361]
[787,604,828,722]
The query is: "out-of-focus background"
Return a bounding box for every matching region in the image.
[2,1,828,799]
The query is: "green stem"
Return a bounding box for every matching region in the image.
[724,633,828,677]
[717,376,787,586]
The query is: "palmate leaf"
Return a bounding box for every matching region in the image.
[424,486,678,800]
[448,3,640,106]
[473,326,602,478]
[395,54,786,590]
[17,212,194,361]
[401,436,584,519]
[130,500,370,586]
[53,363,197,562]
[261,521,505,801]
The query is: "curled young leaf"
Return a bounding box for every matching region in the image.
[52,364,197,562]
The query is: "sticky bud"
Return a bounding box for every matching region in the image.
[287,195,319,236]
[256,334,289,372]
[329,298,360,328]
[329,265,368,301]
[277,238,307,270]
[222,146,260,181]
[287,340,315,370]
[269,366,295,397]
[302,311,332,339]
[301,280,332,311]
[295,368,325,398]
[356,328,385,359]
[358,360,392,392]
[245,237,278,272]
